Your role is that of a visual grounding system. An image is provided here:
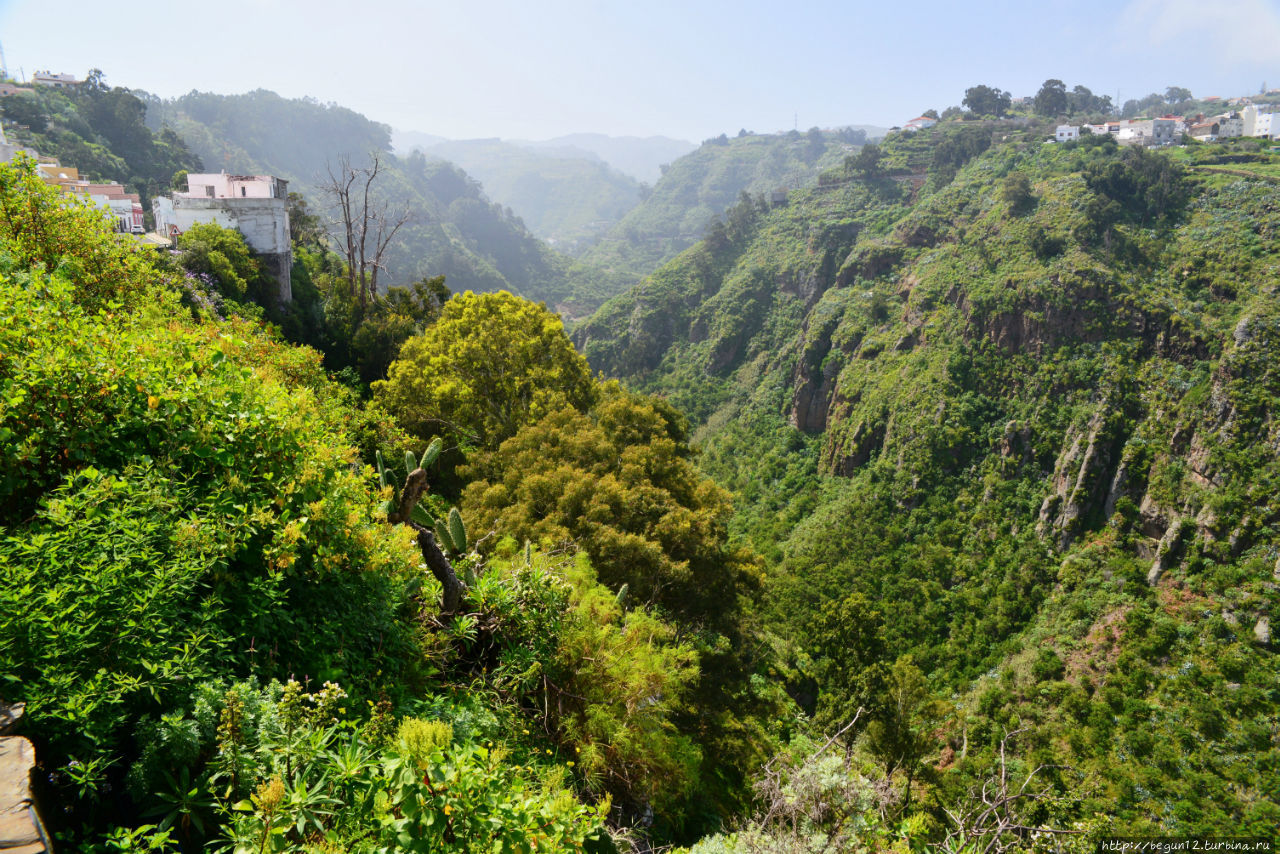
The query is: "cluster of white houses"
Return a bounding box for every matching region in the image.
[1056,104,1280,146]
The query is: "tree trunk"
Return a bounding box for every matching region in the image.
[387,467,462,615]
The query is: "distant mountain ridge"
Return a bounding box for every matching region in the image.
[393,136,644,253]
[520,133,696,184]
[392,129,695,184]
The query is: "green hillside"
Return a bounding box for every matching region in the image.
[578,122,1280,838]
[578,128,864,281]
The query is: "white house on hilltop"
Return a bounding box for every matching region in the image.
[903,116,937,131]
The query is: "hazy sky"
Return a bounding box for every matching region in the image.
[3,0,1280,141]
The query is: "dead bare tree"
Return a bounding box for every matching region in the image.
[321,152,412,311]
[938,729,1086,854]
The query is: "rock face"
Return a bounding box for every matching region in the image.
[1037,399,1132,550]
[1148,519,1189,586]
[0,737,49,854]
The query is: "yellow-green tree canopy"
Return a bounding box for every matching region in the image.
[0,156,159,310]
[373,290,595,445]
[462,382,758,627]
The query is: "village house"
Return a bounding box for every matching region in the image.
[35,160,145,234]
[153,172,292,303]
[1055,125,1080,142]
[0,83,34,97]
[1116,118,1177,147]
[1189,121,1219,141]
[902,116,938,131]
[31,71,81,89]
[1216,113,1244,138]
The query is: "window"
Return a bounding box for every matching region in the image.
[240,187,247,197]
[205,186,215,197]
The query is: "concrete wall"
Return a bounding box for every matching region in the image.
[154,195,293,303]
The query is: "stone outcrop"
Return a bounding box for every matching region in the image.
[1038,399,1132,550]
[0,736,49,854]
[1147,518,1190,586]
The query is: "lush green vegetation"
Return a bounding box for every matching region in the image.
[0,156,777,851]
[6,81,1280,851]
[580,123,1280,843]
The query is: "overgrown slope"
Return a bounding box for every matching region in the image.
[577,129,863,282]
[579,124,1280,834]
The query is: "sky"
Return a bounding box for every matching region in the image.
[3,0,1280,142]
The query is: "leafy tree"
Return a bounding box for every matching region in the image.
[1069,84,1109,116]
[810,592,888,731]
[1083,145,1189,227]
[962,84,1011,118]
[374,290,595,445]
[343,275,451,385]
[177,221,263,302]
[286,190,326,249]
[845,143,883,177]
[1034,78,1068,117]
[864,657,947,810]
[461,383,754,626]
[1001,170,1035,214]
[1165,86,1193,107]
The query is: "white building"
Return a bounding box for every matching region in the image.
[902,116,938,132]
[32,71,81,89]
[1242,105,1280,138]
[1055,125,1080,142]
[154,172,292,302]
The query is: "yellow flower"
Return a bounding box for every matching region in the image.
[147,395,159,409]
